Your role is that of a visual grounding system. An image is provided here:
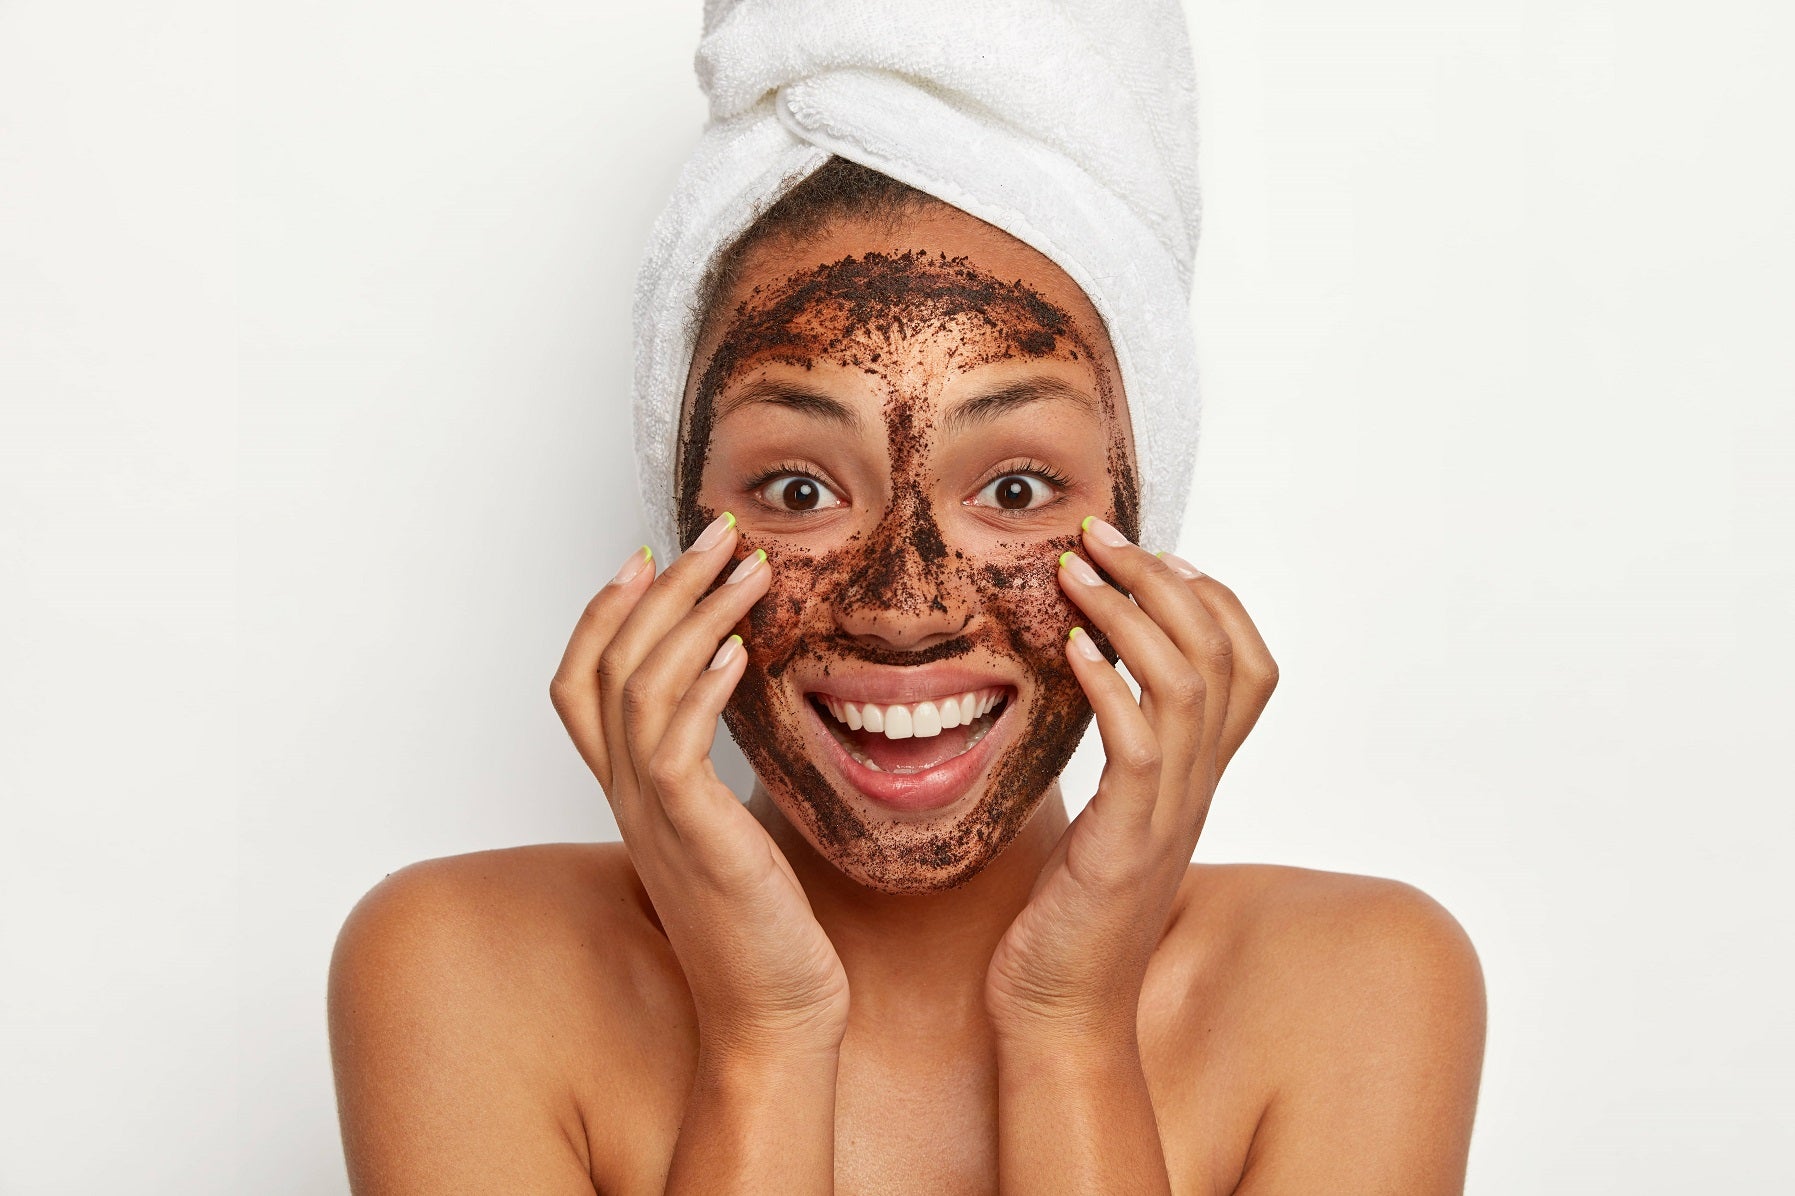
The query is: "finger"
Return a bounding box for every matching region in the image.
[598,510,742,790]
[1081,518,1231,667]
[622,548,772,765]
[1077,517,1237,778]
[549,544,656,787]
[1064,626,1161,835]
[644,633,760,856]
[1057,548,1207,773]
[1159,553,1279,777]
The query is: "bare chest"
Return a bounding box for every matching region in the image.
[580,1006,1255,1196]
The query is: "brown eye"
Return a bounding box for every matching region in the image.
[758,473,841,513]
[974,473,1056,511]
[994,477,1032,509]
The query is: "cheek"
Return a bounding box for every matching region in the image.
[974,532,1085,665]
[732,537,850,681]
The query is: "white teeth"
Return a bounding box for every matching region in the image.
[819,687,1009,742]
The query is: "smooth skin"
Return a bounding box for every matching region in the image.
[329,209,1486,1195]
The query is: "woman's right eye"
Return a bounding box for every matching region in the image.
[757,474,844,513]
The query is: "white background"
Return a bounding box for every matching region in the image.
[2,1,1790,1191]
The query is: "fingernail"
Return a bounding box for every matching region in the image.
[1156,550,1205,580]
[609,545,651,586]
[692,511,737,552]
[1068,626,1104,661]
[1081,515,1130,548]
[1059,550,1104,586]
[725,548,767,584]
[708,634,744,670]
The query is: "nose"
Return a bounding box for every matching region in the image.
[832,496,969,650]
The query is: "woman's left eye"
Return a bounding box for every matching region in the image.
[972,473,1060,511]
[758,474,843,512]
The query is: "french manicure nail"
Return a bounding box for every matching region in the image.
[692,511,737,552]
[609,545,651,586]
[1081,515,1130,548]
[1059,550,1104,586]
[1068,626,1104,661]
[1156,550,1205,580]
[708,634,744,670]
[725,548,767,584]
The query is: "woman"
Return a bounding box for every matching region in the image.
[329,6,1485,1193]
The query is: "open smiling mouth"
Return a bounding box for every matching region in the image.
[807,687,1013,776]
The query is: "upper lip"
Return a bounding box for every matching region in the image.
[801,663,1018,706]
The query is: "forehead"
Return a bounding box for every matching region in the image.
[687,205,1124,410]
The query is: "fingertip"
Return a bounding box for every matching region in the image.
[707,633,745,672]
[606,545,655,590]
[1067,625,1105,663]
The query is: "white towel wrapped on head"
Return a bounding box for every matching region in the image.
[633,0,1204,558]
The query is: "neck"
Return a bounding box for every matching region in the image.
[749,782,1068,1034]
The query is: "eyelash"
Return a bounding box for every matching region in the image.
[744,461,844,513]
[979,458,1074,492]
[972,459,1075,513]
[741,459,1075,513]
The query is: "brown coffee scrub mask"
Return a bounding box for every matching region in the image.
[677,209,1140,893]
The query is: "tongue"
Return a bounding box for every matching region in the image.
[850,722,979,772]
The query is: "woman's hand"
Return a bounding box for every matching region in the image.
[550,513,849,1057]
[984,516,1278,1040]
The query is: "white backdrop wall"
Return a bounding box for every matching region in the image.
[2,1,1790,1192]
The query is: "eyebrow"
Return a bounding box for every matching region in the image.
[714,378,864,430]
[942,374,1098,433]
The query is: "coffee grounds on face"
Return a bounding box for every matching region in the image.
[679,249,1140,892]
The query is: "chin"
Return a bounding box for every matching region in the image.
[723,674,1090,894]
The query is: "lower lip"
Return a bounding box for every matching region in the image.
[804,696,1012,814]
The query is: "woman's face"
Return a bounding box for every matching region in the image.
[678,204,1139,892]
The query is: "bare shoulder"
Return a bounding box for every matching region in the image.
[1163,864,1487,1194]
[328,842,686,1194]
[1179,862,1484,1004]
[339,839,658,941]
[329,842,663,1030]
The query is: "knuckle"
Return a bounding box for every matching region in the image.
[1120,740,1163,775]
[1204,576,1241,604]
[620,673,660,723]
[1137,553,1178,587]
[1165,669,1208,712]
[646,751,687,796]
[596,646,631,695]
[1199,631,1235,667]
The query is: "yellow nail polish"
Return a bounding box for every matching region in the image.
[725,548,768,585]
[708,633,745,671]
[609,545,651,586]
[1059,550,1074,569]
[1081,515,1095,532]
[692,510,738,551]
[1069,626,1084,640]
